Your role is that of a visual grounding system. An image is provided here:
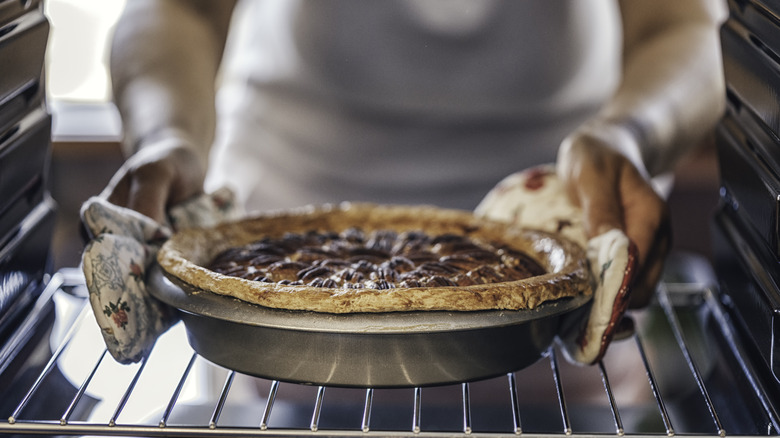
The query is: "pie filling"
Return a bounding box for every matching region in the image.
[207,228,547,290]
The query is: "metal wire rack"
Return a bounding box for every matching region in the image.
[0,267,778,437]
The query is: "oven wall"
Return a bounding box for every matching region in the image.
[666,135,721,259]
[50,140,124,269]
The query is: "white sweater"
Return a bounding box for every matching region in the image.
[205,0,622,212]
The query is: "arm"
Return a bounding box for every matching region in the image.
[557,0,726,306]
[104,0,237,222]
[600,0,727,176]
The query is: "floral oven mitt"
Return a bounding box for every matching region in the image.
[80,188,242,364]
[475,165,637,365]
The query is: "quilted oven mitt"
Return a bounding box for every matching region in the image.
[475,165,638,365]
[80,188,242,364]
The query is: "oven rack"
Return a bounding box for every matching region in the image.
[0,268,778,437]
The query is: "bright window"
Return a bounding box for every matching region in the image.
[44,0,125,101]
[44,0,125,140]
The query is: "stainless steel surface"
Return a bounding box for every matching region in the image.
[147,264,591,387]
[2,261,780,437]
[0,195,55,338]
[716,0,780,406]
[0,6,48,112]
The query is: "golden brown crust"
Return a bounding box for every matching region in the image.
[157,203,592,313]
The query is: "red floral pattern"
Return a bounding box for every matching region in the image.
[523,168,549,190]
[104,298,131,330]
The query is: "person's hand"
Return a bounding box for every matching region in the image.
[556,128,671,308]
[102,137,206,224]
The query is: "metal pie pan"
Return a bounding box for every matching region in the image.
[147,264,591,388]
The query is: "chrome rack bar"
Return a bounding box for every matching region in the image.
[412,387,422,434]
[8,303,90,423]
[310,386,326,432]
[0,272,67,377]
[159,352,198,427]
[702,287,780,431]
[109,355,150,426]
[259,380,279,430]
[507,373,522,435]
[657,284,725,437]
[635,334,674,436]
[598,360,624,436]
[462,382,472,434]
[209,370,235,429]
[61,348,108,425]
[549,348,572,435]
[361,388,373,433]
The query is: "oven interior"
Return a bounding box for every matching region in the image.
[4,0,780,436]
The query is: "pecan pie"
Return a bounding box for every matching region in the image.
[207,228,547,289]
[157,203,591,313]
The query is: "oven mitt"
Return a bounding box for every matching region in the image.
[80,188,242,364]
[475,165,638,365]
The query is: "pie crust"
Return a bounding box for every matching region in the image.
[157,203,592,313]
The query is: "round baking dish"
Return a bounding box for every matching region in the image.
[148,264,590,388]
[149,203,592,387]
